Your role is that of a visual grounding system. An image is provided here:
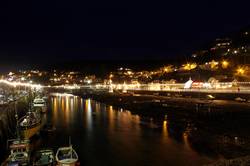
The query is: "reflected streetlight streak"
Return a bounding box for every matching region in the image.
[161,119,172,145]
[108,106,114,131]
[52,97,58,123]
[65,96,70,126]
[85,99,93,131]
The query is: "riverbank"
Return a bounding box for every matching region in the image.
[73,90,250,117]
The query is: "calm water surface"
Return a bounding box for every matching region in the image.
[35,94,217,166]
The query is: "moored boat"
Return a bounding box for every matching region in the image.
[6,139,30,166]
[33,149,55,166]
[18,110,42,139]
[33,98,47,113]
[3,99,31,166]
[55,139,78,166]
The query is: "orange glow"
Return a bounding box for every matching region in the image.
[237,67,245,75]
[210,60,219,69]
[183,63,197,70]
[221,60,229,69]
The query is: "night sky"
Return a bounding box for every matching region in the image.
[0,0,250,65]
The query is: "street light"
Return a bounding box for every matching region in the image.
[210,60,218,69]
[221,60,229,69]
[183,63,197,70]
[237,67,245,75]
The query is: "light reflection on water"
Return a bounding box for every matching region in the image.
[41,94,216,166]
[85,99,93,131]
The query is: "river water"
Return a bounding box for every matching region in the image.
[27,93,221,166]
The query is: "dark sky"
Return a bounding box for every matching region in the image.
[0,0,250,63]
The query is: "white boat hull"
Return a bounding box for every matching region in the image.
[57,160,77,166]
[34,105,47,113]
[56,146,78,166]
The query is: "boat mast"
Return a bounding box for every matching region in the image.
[69,136,73,159]
[14,89,21,140]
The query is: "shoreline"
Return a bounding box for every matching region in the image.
[73,90,250,116]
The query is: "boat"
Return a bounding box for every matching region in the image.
[33,98,47,113]
[33,149,55,166]
[55,138,78,166]
[42,96,48,101]
[6,139,30,166]
[235,97,246,102]
[3,100,31,166]
[18,110,42,139]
